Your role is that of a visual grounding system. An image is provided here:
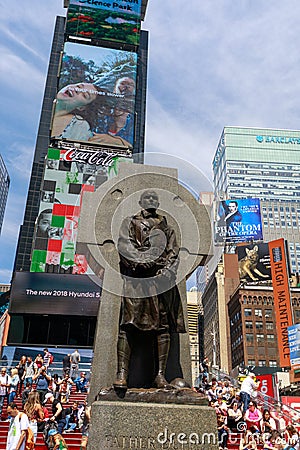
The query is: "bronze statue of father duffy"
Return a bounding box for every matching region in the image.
[114,190,186,390]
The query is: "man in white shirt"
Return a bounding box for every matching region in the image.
[240,372,260,413]
[6,402,29,450]
[0,367,11,420]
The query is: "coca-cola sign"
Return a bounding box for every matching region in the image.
[64,148,129,167]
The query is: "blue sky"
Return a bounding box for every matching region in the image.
[1,0,300,283]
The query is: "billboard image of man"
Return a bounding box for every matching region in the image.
[222,200,242,226]
[36,209,63,240]
[215,198,263,245]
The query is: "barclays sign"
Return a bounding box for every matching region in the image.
[256,135,300,144]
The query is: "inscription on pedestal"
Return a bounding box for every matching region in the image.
[88,401,218,450]
[102,432,217,449]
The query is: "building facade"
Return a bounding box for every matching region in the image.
[213,126,300,272]
[228,286,300,371]
[0,154,10,236]
[201,254,240,373]
[0,284,10,293]
[8,2,149,354]
[200,127,300,374]
[186,290,201,385]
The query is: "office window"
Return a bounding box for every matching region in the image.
[257,334,264,344]
[265,310,272,318]
[244,309,252,316]
[255,309,262,317]
[246,334,254,344]
[258,360,266,367]
[245,321,253,329]
[267,334,275,341]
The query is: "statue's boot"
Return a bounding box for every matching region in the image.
[113,331,130,389]
[154,333,171,388]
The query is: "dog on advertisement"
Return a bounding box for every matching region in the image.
[239,245,269,281]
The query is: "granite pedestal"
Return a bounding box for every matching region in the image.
[89,400,218,450]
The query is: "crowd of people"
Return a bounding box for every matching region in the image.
[2,349,91,450]
[197,372,300,449]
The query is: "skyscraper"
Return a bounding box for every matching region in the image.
[213,126,300,272]
[7,1,149,354]
[0,154,10,236]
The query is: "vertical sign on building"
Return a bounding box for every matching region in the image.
[268,238,293,367]
[288,324,300,371]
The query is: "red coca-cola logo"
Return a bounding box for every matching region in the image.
[64,148,123,167]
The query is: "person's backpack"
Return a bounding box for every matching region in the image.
[49,353,54,365]
[19,414,35,450]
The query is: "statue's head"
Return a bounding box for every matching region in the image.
[139,190,159,212]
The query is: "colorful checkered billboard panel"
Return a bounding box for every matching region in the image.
[30,145,132,275]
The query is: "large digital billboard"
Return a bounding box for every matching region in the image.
[236,242,271,283]
[30,144,132,275]
[66,0,142,46]
[10,272,101,316]
[51,42,137,147]
[215,198,263,245]
[288,324,300,371]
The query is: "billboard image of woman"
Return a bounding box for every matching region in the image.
[51,42,137,148]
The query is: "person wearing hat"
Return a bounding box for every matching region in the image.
[44,393,66,434]
[240,373,260,414]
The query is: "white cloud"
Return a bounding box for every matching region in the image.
[0,45,44,93]
[5,143,34,181]
[0,24,47,62]
[0,269,12,284]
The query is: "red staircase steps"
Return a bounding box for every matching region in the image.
[0,384,88,449]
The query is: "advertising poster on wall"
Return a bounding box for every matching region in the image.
[256,374,275,399]
[269,238,293,368]
[66,0,142,46]
[288,324,300,370]
[51,42,137,147]
[214,198,263,245]
[236,242,271,283]
[30,145,132,276]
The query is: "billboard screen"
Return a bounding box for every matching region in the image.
[30,145,132,275]
[269,238,293,367]
[66,0,142,46]
[288,324,300,370]
[236,242,271,283]
[51,42,137,147]
[215,198,263,245]
[10,272,101,316]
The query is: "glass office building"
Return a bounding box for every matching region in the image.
[213,126,300,272]
[0,154,10,236]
